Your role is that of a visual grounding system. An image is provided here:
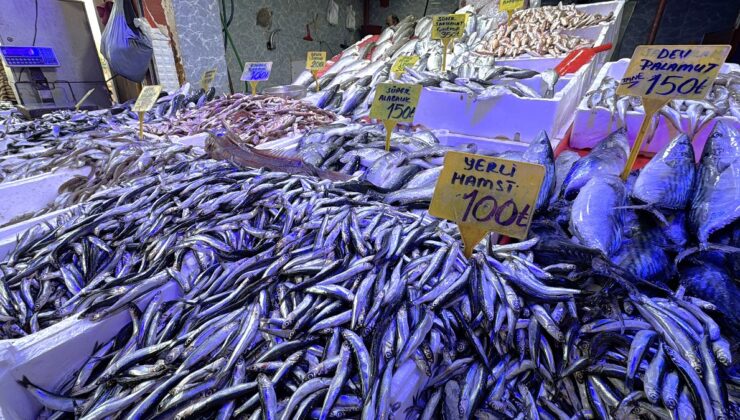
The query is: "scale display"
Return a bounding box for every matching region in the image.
[0,46,59,68]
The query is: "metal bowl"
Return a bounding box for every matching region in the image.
[263,84,306,99]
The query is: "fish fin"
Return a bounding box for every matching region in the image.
[615,204,668,225]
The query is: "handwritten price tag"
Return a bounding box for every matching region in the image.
[241,62,272,82]
[370,83,421,123]
[370,83,422,151]
[306,51,327,71]
[200,69,217,91]
[499,0,525,13]
[617,44,730,179]
[391,55,420,76]
[429,152,545,256]
[132,85,162,113]
[617,45,730,99]
[432,14,467,40]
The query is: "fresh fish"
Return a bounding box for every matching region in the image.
[561,128,629,199]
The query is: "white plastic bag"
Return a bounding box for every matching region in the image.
[327,0,339,26]
[346,4,357,30]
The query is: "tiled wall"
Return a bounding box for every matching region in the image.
[219,0,364,90]
[168,0,230,94]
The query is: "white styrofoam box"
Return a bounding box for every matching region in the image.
[0,167,89,227]
[415,66,585,145]
[571,59,740,156]
[434,130,530,155]
[0,281,183,420]
[575,0,625,62]
[0,205,83,261]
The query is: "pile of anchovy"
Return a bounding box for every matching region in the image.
[146,94,338,147]
[2,115,736,418]
[0,110,111,156]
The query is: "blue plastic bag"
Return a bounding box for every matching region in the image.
[100,0,153,82]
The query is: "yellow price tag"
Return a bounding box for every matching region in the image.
[499,0,525,13]
[200,69,217,91]
[306,51,327,71]
[132,85,162,113]
[429,152,544,257]
[431,14,467,40]
[75,88,95,111]
[432,14,467,71]
[369,83,422,151]
[617,45,730,99]
[132,85,162,140]
[617,45,730,179]
[391,55,420,76]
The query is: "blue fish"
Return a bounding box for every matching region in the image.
[690,122,740,244]
[569,175,626,256]
[631,134,695,210]
[521,130,555,213]
[561,128,630,200]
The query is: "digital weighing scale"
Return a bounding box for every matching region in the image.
[0,46,96,118]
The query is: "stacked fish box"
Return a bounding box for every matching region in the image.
[415,67,583,146]
[571,59,740,156]
[413,1,623,147]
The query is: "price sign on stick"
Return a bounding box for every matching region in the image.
[391,55,419,76]
[241,62,273,95]
[75,88,95,111]
[132,85,162,140]
[199,69,217,91]
[369,82,422,151]
[432,14,467,71]
[306,51,327,91]
[617,44,730,179]
[499,0,524,19]
[429,152,545,258]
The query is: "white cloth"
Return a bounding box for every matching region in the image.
[327,0,339,26]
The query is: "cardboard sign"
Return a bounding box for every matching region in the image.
[200,69,217,91]
[617,45,730,99]
[369,83,422,123]
[429,152,545,255]
[432,14,467,40]
[617,44,730,179]
[306,51,327,71]
[369,83,422,151]
[132,85,162,113]
[241,62,273,82]
[499,0,525,13]
[391,55,420,76]
[75,88,95,111]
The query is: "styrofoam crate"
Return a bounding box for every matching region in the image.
[415,64,586,146]
[0,281,183,419]
[571,59,740,156]
[0,167,90,227]
[0,205,83,261]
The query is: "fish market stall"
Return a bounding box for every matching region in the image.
[146,94,338,148]
[0,120,738,418]
[1,1,740,418]
[571,59,740,155]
